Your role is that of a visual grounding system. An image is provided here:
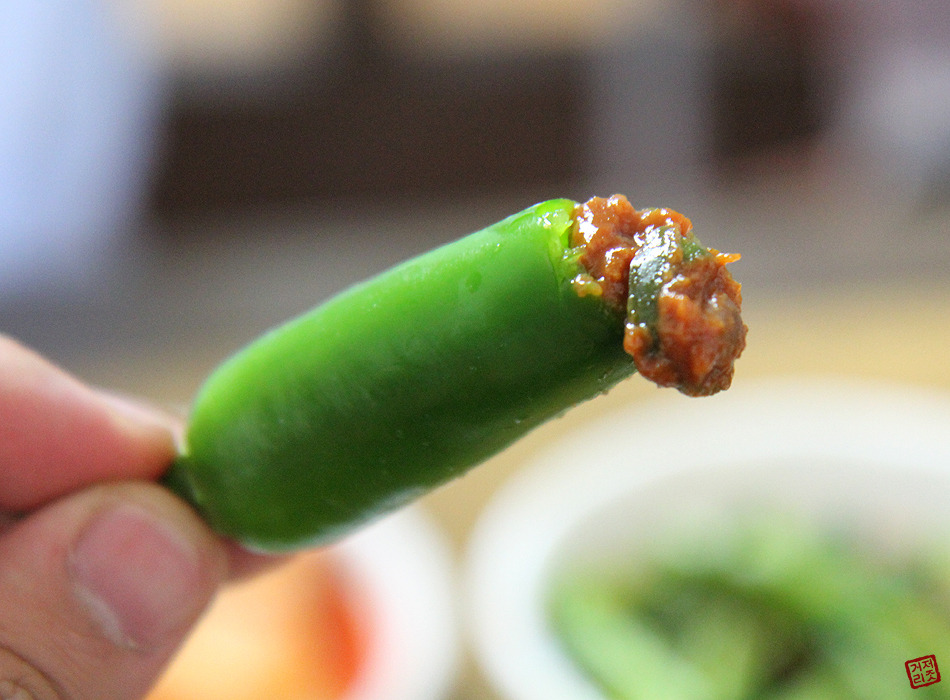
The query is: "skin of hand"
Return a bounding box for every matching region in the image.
[0,334,278,699]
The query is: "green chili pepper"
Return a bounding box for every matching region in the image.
[164,196,744,551]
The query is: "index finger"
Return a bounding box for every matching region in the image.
[0,335,178,512]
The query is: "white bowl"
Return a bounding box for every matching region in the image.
[464,377,950,700]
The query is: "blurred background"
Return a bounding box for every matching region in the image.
[4,0,950,697]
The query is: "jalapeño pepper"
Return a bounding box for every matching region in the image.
[165,196,745,551]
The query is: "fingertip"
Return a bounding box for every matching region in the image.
[0,336,180,511]
[96,389,183,468]
[0,482,228,700]
[70,495,224,650]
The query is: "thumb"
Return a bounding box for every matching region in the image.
[0,482,227,700]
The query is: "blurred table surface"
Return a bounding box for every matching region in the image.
[7,182,950,698]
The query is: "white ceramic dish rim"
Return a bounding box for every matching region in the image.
[464,376,950,700]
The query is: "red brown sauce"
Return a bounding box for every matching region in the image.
[571,195,746,396]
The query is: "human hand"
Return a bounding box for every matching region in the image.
[0,335,265,699]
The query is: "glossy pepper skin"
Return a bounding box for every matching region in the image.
[165,199,638,551]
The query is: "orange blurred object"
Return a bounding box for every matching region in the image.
[148,551,368,700]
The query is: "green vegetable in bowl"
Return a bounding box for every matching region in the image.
[164,195,745,551]
[549,521,950,699]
